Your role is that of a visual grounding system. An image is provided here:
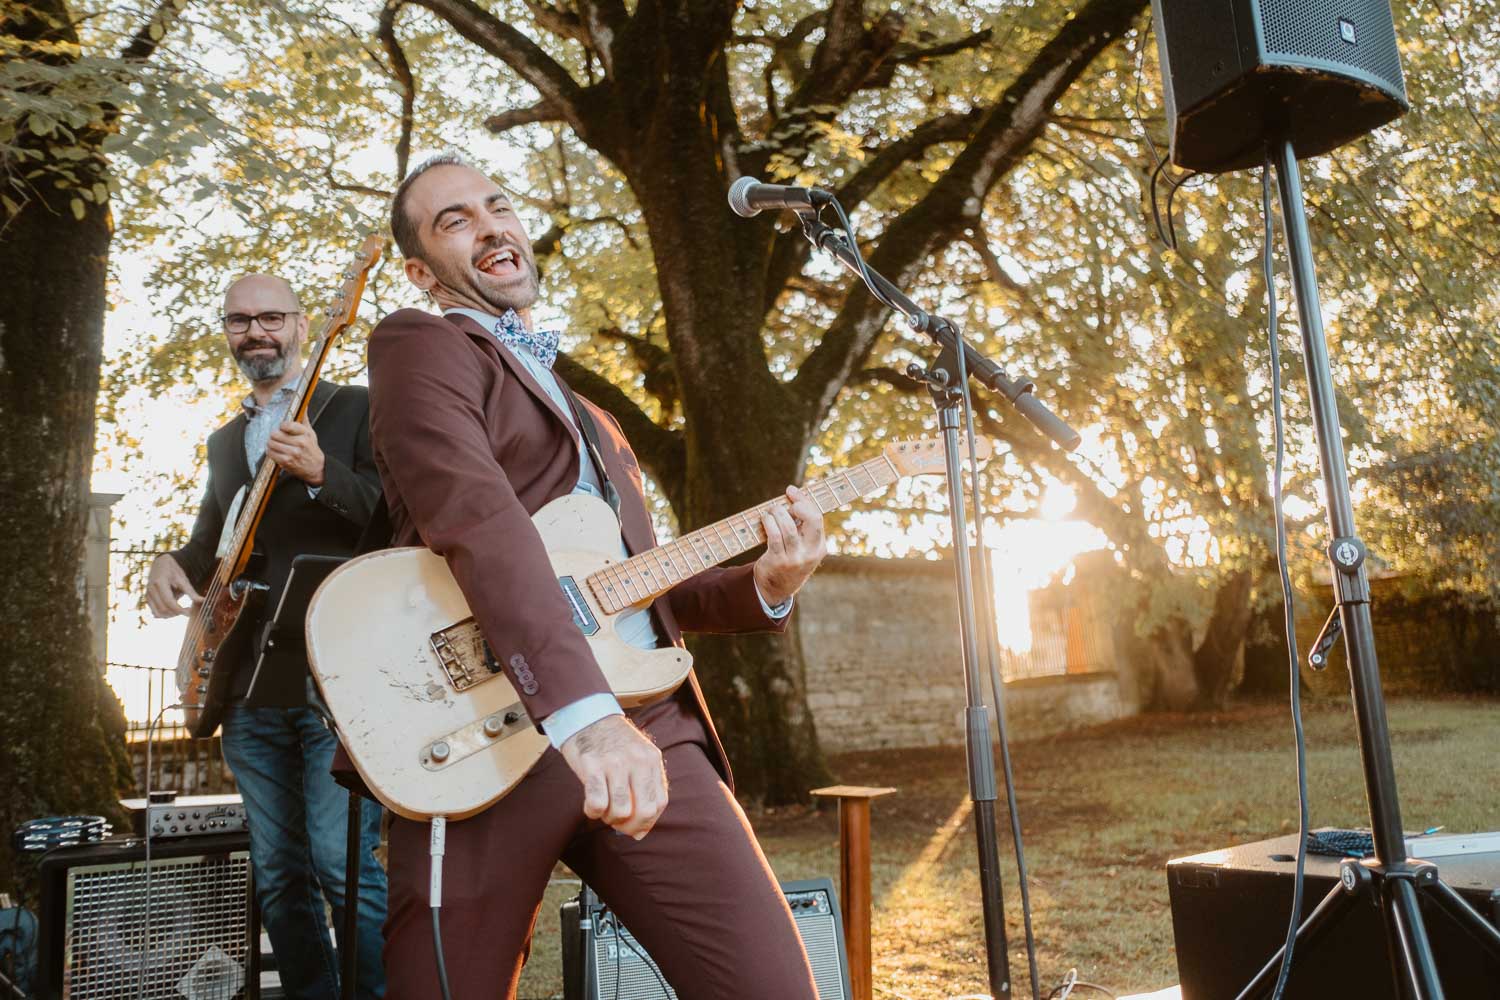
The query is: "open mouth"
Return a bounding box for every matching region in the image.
[475,245,522,278]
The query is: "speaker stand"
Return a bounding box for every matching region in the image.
[1235,139,1500,999]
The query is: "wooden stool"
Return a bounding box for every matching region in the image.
[811,785,896,1000]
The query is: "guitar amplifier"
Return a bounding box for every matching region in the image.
[1169,831,1500,998]
[35,833,257,999]
[119,792,250,839]
[561,877,850,1000]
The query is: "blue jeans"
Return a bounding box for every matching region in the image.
[221,704,387,999]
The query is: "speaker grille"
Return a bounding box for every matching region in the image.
[582,883,848,999]
[1258,0,1404,93]
[62,850,251,999]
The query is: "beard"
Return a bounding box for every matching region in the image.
[235,340,290,383]
[432,236,540,315]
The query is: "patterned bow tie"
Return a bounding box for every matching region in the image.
[494,309,561,369]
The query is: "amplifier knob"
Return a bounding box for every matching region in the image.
[170,825,179,833]
[192,811,201,818]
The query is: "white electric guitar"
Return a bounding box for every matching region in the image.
[306,436,990,820]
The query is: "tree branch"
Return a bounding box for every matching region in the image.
[861,28,993,90]
[389,0,587,131]
[378,0,416,182]
[791,0,1147,428]
[484,97,567,135]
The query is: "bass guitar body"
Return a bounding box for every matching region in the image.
[180,557,268,738]
[306,493,691,821]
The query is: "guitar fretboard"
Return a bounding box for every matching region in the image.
[585,454,900,614]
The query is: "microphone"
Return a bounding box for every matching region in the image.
[727,176,833,218]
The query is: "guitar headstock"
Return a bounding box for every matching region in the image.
[882,436,994,477]
[330,233,385,329]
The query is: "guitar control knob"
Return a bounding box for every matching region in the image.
[203,650,215,661]
[483,716,504,738]
[195,684,207,695]
[430,741,451,763]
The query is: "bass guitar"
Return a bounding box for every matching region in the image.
[177,234,385,737]
[305,436,990,820]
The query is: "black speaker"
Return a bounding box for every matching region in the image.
[35,833,257,999]
[1150,0,1408,172]
[561,878,851,1000]
[1168,831,1500,998]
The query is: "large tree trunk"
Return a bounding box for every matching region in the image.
[675,426,833,802]
[1192,568,1254,708]
[0,0,131,884]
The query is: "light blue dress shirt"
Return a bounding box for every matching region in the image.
[445,308,791,748]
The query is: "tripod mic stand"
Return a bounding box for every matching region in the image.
[796,209,1081,1000]
[1234,138,1500,999]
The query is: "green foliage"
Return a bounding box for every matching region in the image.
[95,0,1500,641]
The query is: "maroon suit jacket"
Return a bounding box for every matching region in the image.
[346,308,786,788]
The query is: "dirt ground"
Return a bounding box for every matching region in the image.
[509,695,1499,998]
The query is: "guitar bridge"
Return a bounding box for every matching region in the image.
[430,618,502,692]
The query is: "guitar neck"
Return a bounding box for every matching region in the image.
[587,454,901,614]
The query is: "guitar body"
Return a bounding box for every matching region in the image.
[180,556,268,738]
[306,493,692,820]
[306,435,983,821]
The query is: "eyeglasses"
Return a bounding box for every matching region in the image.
[223,310,300,334]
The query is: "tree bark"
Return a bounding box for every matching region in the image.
[394,0,1147,802]
[0,0,166,883]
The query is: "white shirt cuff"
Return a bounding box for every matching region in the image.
[754,580,794,620]
[541,692,625,749]
[306,484,323,499]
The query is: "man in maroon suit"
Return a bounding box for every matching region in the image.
[364,151,826,998]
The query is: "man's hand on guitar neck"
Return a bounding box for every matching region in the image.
[146,554,203,618]
[753,485,828,608]
[560,715,668,840]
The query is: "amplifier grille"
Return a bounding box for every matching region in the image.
[63,850,251,999]
[1258,0,1404,93]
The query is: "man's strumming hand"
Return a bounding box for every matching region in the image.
[560,714,668,840]
[145,554,203,618]
[267,420,325,486]
[753,484,827,608]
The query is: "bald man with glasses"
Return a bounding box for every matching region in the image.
[144,274,389,999]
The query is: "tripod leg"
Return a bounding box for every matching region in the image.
[1425,879,1500,961]
[1234,879,1352,1000]
[1385,878,1445,1000]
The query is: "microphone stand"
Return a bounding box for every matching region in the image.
[798,211,1080,1000]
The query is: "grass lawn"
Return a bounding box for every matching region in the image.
[515,696,1499,998]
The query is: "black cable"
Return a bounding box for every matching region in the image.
[599,907,672,998]
[1149,158,1171,247]
[1262,153,1312,1000]
[1163,168,1202,251]
[973,472,1041,1000]
[430,907,452,1000]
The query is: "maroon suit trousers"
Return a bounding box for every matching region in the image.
[382,701,818,1000]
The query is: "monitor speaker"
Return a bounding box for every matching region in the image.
[561,877,850,1000]
[1150,0,1408,171]
[35,833,256,999]
[1168,831,1500,998]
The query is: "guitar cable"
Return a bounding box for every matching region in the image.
[429,817,454,1000]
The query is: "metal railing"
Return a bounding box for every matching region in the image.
[109,663,237,797]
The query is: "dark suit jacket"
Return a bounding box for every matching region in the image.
[358,309,788,786]
[169,380,382,705]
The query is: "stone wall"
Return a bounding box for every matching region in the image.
[1244,575,1500,697]
[796,555,1137,752]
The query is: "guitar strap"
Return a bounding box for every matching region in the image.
[562,386,622,516]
